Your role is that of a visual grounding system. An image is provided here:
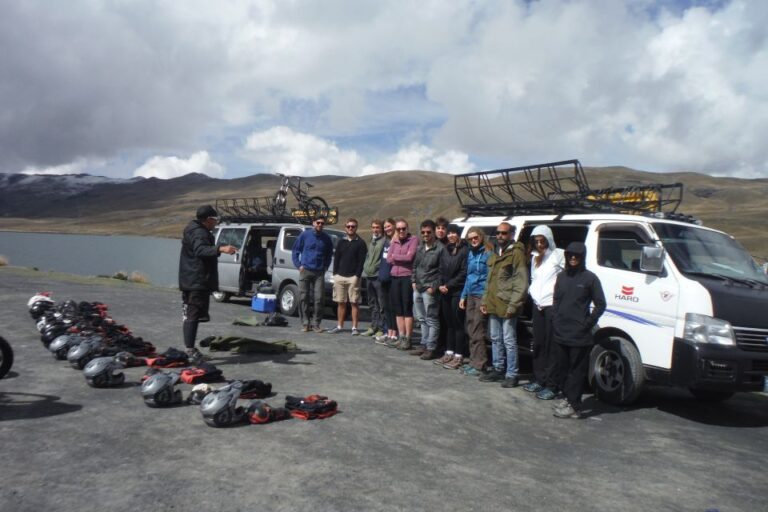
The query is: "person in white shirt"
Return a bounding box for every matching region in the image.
[522,225,565,400]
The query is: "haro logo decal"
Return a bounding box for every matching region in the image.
[615,285,639,303]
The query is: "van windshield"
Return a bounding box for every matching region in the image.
[653,223,768,285]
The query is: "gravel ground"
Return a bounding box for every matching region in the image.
[1,266,767,512]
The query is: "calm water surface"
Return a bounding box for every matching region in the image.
[0,232,180,287]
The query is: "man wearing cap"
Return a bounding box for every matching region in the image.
[178,205,237,364]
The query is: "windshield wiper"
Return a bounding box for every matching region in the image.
[684,271,767,288]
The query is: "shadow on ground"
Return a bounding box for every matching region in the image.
[0,392,83,421]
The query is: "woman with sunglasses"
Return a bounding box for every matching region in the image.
[458,227,493,377]
[386,218,419,349]
[374,218,399,345]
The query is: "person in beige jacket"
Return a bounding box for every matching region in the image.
[480,222,528,387]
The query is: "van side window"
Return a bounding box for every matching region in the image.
[519,224,589,253]
[597,228,650,272]
[217,228,246,248]
[283,229,302,251]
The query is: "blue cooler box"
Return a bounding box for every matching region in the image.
[252,293,277,313]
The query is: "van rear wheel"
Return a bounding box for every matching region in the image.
[212,291,231,303]
[278,284,299,317]
[589,336,644,405]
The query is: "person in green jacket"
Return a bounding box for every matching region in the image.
[362,219,386,337]
[480,222,528,387]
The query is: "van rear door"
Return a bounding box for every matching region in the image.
[216,226,248,293]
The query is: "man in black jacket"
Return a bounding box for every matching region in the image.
[178,205,237,364]
[551,241,606,419]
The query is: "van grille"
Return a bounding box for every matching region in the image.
[733,327,768,353]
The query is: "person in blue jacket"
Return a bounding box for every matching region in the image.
[292,215,334,332]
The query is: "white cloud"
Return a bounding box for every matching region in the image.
[243,126,474,176]
[2,1,768,178]
[133,151,225,179]
[20,158,105,176]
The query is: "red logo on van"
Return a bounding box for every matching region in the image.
[621,285,634,296]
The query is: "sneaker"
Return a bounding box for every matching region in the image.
[434,352,454,366]
[328,326,343,334]
[351,328,360,336]
[186,348,205,366]
[443,356,464,370]
[312,325,324,333]
[479,369,505,382]
[362,327,375,336]
[553,403,583,419]
[522,382,543,393]
[374,330,384,337]
[397,337,413,351]
[461,366,482,377]
[552,399,569,410]
[501,376,519,388]
[536,388,557,400]
[419,350,438,361]
[384,337,400,348]
[408,346,426,356]
[301,325,310,333]
[374,334,390,346]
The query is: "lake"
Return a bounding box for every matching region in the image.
[0,232,181,287]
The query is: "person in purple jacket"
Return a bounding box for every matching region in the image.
[386,218,419,350]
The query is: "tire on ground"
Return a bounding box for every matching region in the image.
[589,336,644,405]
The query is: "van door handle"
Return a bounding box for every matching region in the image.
[278,258,284,263]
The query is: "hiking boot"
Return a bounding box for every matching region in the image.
[501,376,519,388]
[522,382,543,393]
[479,369,505,382]
[186,348,205,366]
[443,356,464,370]
[408,346,426,356]
[312,325,324,334]
[384,337,400,348]
[536,388,557,400]
[351,327,360,336]
[397,337,413,351]
[328,326,343,334]
[419,350,438,361]
[301,325,310,333]
[553,403,583,419]
[362,327,376,336]
[434,352,454,366]
[461,366,482,377]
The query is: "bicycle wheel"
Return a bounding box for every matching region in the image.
[273,191,288,215]
[303,196,329,219]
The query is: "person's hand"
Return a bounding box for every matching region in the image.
[427,287,434,295]
[219,245,237,255]
[480,304,487,315]
[299,265,305,272]
[459,298,466,310]
[412,283,417,290]
[439,285,448,294]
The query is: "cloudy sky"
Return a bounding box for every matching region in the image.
[2,0,766,180]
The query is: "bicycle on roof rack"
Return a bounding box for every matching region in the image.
[273,174,330,220]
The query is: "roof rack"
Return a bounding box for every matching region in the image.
[455,159,684,216]
[215,197,339,225]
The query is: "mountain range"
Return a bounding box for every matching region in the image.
[0,166,766,260]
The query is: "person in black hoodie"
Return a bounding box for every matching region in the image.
[178,205,237,364]
[434,224,469,370]
[551,242,606,419]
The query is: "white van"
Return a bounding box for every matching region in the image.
[453,160,768,404]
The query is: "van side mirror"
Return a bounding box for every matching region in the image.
[640,246,664,274]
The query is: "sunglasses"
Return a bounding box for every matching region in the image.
[496,230,510,235]
[315,222,325,226]
[396,227,407,231]
[421,230,433,235]
[345,224,357,229]
[467,235,480,241]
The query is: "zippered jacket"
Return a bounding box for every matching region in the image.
[461,245,490,299]
[439,241,468,295]
[412,242,445,291]
[482,241,528,317]
[291,229,334,272]
[179,220,220,291]
[363,236,385,278]
[387,234,419,277]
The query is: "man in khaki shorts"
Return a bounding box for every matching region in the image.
[329,218,368,335]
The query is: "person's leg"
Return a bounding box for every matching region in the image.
[298,270,312,327]
[336,302,347,328]
[311,270,325,328]
[481,315,506,380]
[541,307,560,391]
[465,296,488,371]
[182,290,208,363]
[422,291,440,352]
[565,345,591,410]
[349,278,361,331]
[502,316,518,384]
[452,294,468,358]
[412,289,426,344]
[530,306,545,384]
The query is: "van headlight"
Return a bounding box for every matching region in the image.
[684,313,735,345]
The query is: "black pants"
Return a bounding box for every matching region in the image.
[182,290,210,349]
[555,342,591,410]
[531,306,558,389]
[390,276,413,317]
[440,293,467,356]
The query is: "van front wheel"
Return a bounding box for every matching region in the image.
[212,291,231,303]
[589,336,644,405]
[279,284,300,317]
